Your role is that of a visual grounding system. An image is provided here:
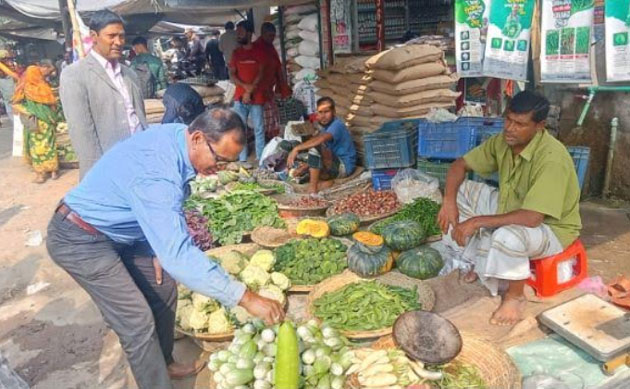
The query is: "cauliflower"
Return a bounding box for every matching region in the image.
[270,272,291,291]
[230,305,253,325]
[176,302,194,330]
[259,284,286,306]
[177,284,192,300]
[191,293,219,312]
[215,250,250,275]
[239,264,271,289]
[188,308,209,331]
[249,250,275,272]
[207,308,232,334]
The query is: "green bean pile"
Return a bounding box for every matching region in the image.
[313,281,421,331]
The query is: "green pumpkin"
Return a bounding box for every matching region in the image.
[347,242,394,278]
[396,246,444,280]
[327,213,360,236]
[381,220,425,251]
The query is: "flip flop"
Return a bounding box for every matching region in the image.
[168,359,205,380]
[608,275,630,309]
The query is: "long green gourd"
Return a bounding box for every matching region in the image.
[274,321,300,389]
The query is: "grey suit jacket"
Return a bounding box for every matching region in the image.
[59,54,147,178]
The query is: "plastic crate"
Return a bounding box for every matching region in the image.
[416,159,453,188]
[371,168,402,191]
[417,117,480,159]
[472,117,505,145]
[363,120,419,169]
[567,146,590,190]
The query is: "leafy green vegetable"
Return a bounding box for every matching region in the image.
[273,238,347,285]
[370,197,441,237]
[185,190,285,245]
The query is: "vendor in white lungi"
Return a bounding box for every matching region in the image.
[437,91,582,326]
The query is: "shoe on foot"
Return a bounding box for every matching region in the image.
[167,359,205,380]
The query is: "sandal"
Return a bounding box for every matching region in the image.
[608,275,630,309]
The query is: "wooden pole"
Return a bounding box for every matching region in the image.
[57,0,72,51]
[66,0,85,58]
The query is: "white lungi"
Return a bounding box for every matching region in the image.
[442,180,564,295]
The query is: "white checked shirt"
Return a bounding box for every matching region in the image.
[91,50,141,134]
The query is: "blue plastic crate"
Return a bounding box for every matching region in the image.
[567,146,590,190]
[472,117,505,145]
[363,120,419,169]
[417,117,480,159]
[371,168,402,191]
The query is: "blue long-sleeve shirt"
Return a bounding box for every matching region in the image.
[64,124,246,307]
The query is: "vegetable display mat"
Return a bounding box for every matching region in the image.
[306,270,435,340]
[346,333,522,388]
[175,244,262,342]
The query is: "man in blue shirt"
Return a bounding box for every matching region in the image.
[46,108,284,389]
[287,97,357,193]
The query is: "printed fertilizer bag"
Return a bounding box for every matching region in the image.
[541,0,594,83]
[483,0,536,81]
[455,0,491,77]
[605,0,630,81]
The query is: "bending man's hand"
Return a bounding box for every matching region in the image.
[287,149,299,169]
[437,200,459,234]
[238,289,285,325]
[451,218,479,247]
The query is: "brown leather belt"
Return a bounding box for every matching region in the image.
[56,203,101,235]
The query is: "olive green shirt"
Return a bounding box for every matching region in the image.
[463,130,581,248]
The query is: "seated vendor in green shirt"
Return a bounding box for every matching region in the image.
[437,91,582,327]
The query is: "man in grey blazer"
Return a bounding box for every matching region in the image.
[60,10,147,179]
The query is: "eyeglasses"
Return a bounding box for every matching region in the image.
[206,139,236,163]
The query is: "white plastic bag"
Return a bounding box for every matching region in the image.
[297,14,319,32]
[259,137,284,167]
[391,169,442,204]
[298,40,319,56]
[295,55,320,70]
[298,30,319,43]
[426,107,458,123]
[293,81,318,114]
[294,68,317,81]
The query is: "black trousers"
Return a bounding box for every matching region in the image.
[46,212,177,389]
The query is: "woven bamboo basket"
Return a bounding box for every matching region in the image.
[275,194,332,219]
[346,333,522,388]
[176,244,261,342]
[306,270,435,340]
[250,226,297,248]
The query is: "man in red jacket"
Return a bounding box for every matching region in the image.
[229,20,266,162]
[253,22,291,139]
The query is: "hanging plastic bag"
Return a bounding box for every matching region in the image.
[391,168,442,204]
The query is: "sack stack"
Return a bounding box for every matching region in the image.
[367,44,460,121]
[314,56,374,163]
[144,99,165,123]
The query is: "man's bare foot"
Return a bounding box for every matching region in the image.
[167,359,205,380]
[490,296,527,326]
[51,171,59,180]
[33,173,46,184]
[463,269,478,283]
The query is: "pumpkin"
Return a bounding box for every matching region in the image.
[348,242,394,277]
[296,219,330,238]
[396,246,444,280]
[352,231,384,247]
[327,213,360,236]
[381,221,425,251]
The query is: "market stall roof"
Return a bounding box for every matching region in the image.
[2,0,313,24]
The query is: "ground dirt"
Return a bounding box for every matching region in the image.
[0,117,629,388]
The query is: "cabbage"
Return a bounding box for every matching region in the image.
[249,250,275,272]
[240,264,271,289]
[207,308,232,334]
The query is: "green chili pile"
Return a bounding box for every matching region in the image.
[313,281,421,331]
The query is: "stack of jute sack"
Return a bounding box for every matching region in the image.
[144,99,165,123]
[272,4,320,86]
[188,84,225,106]
[367,44,459,123]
